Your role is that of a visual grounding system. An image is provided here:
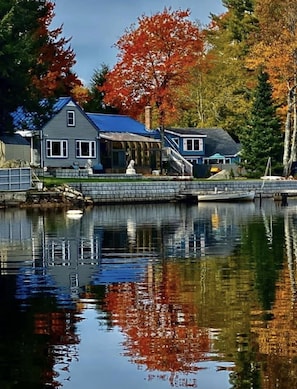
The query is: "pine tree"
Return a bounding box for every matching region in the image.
[0,0,47,133]
[240,71,283,177]
[83,64,118,114]
[0,0,79,134]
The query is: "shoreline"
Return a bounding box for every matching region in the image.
[1,179,297,208]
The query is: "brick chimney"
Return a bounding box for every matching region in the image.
[145,105,152,130]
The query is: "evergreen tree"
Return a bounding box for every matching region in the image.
[0,0,79,134]
[83,64,118,114]
[0,0,47,133]
[221,0,256,46]
[240,71,283,177]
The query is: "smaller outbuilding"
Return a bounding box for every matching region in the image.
[0,134,30,166]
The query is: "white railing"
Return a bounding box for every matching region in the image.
[163,147,193,176]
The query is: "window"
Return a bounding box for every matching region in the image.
[76,140,96,158]
[46,140,68,158]
[183,138,203,151]
[67,110,75,126]
[46,239,70,266]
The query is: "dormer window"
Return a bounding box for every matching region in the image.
[183,138,203,151]
[67,110,75,126]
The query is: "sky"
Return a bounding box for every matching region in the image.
[51,0,226,86]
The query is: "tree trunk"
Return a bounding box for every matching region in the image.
[287,72,297,176]
[283,87,294,176]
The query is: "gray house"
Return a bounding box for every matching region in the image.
[13,97,240,177]
[13,97,101,170]
[39,97,100,170]
[14,97,161,173]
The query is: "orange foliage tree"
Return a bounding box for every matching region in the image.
[32,1,82,98]
[247,0,297,174]
[101,8,204,128]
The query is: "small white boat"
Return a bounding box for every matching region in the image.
[66,209,83,219]
[260,175,284,181]
[197,190,255,202]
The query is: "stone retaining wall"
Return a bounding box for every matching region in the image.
[2,179,297,207]
[71,181,181,204]
[70,179,297,204]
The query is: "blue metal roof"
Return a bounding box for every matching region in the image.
[52,97,72,111]
[11,97,159,138]
[11,97,72,131]
[87,113,154,136]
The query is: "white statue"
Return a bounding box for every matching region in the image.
[85,159,93,175]
[126,159,136,175]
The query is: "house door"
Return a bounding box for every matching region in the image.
[112,150,126,168]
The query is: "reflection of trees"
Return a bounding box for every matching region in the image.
[227,213,285,389]
[104,263,211,375]
[0,274,80,389]
[251,210,297,389]
[8,203,297,388]
[33,305,80,386]
[102,256,262,386]
[240,215,284,311]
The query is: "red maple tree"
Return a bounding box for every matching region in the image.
[32,1,82,98]
[101,8,204,127]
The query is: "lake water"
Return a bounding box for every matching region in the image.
[0,199,296,389]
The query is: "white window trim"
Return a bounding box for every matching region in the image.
[76,140,96,158]
[183,138,203,151]
[46,139,68,158]
[67,110,76,127]
[172,137,179,148]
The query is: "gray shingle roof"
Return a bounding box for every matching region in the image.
[197,128,240,157]
[0,134,30,145]
[166,127,240,157]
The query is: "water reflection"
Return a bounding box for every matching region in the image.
[0,200,297,388]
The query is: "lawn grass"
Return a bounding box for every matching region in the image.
[41,176,146,186]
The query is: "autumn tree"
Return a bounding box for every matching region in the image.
[32,1,81,98]
[240,71,283,177]
[101,8,204,129]
[247,0,297,175]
